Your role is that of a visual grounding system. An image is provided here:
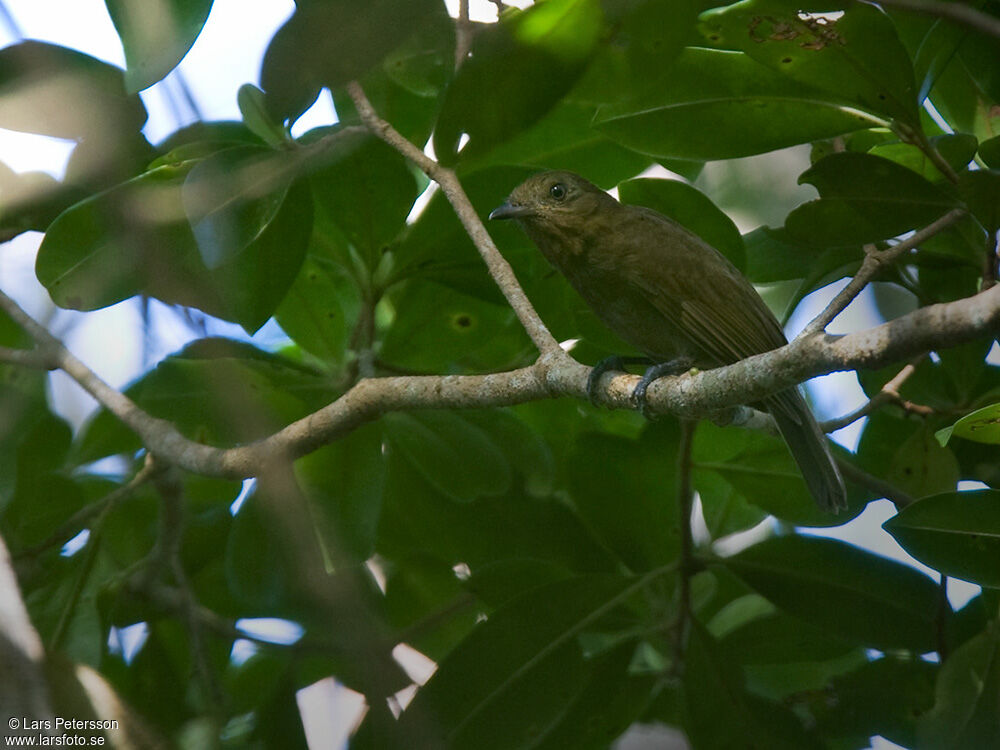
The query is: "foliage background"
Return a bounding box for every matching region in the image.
[0,0,999,748]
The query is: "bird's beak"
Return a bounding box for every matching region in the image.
[489,202,534,220]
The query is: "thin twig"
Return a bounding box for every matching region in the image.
[936,574,950,661]
[802,208,967,336]
[455,0,473,69]
[822,355,925,432]
[345,81,561,356]
[983,231,998,292]
[15,456,161,560]
[861,0,1000,40]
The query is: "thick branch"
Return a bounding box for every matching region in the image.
[345,81,561,356]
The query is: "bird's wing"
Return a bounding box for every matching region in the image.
[621,208,804,422]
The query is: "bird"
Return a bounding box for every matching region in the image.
[489,170,846,513]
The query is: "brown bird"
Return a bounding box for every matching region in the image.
[490,170,846,512]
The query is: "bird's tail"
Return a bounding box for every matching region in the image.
[770,388,847,513]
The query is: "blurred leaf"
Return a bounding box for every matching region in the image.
[683,622,820,749]
[274,253,362,367]
[742,225,860,284]
[0,40,147,137]
[565,423,680,572]
[786,152,960,245]
[383,411,511,503]
[693,422,860,527]
[296,423,386,564]
[434,0,605,164]
[618,177,745,271]
[812,657,937,748]
[459,409,555,497]
[105,0,213,92]
[981,134,1000,169]
[595,47,878,161]
[261,0,441,123]
[869,133,978,182]
[883,489,1000,587]
[886,425,959,499]
[237,83,288,146]
[715,606,855,664]
[380,280,530,371]
[463,101,651,187]
[700,2,920,127]
[917,623,1000,749]
[937,402,1000,446]
[721,535,941,651]
[394,574,640,748]
[958,168,1000,233]
[307,129,419,270]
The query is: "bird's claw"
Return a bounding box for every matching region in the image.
[587,355,652,407]
[631,358,695,420]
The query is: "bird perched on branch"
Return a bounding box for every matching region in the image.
[490,170,846,513]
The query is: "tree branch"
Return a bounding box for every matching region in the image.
[802,208,966,336]
[345,81,562,356]
[863,0,1000,40]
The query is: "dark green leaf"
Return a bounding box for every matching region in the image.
[700,2,920,127]
[261,0,440,123]
[237,83,288,146]
[721,535,941,651]
[0,40,146,137]
[383,411,511,503]
[981,135,1000,169]
[917,623,1000,749]
[595,47,878,161]
[296,423,386,563]
[683,622,820,750]
[565,424,680,572]
[812,657,937,747]
[785,152,960,245]
[308,130,419,270]
[105,0,213,92]
[869,133,978,182]
[618,177,745,271]
[884,489,1000,587]
[434,0,605,164]
[886,425,959,498]
[958,168,1000,233]
[395,574,642,748]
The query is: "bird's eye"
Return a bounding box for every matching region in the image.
[549,183,567,200]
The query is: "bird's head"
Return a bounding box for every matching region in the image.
[489,171,617,230]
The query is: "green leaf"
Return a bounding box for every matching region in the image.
[595,47,879,161]
[721,535,941,651]
[693,422,859,528]
[869,133,978,182]
[261,0,440,123]
[434,0,605,164]
[883,489,1000,587]
[462,101,651,187]
[307,130,419,270]
[785,152,960,245]
[296,423,386,564]
[618,177,745,272]
[683,622,820,749]
[700,2,920,127]
[383,411,511,503]
[394,574,642,748]
[565,424,680,572]
[958,168,1000,233]
[380,281,531,372]
[237,83,288,146]
[937,402,1000,446]
[886,425,959,498]
[716,607,855,664]
[812,657,937,748]
[917,623,1000,749]
[981,135,1000,169]
[0,40,147,138]
[105,0,213,92]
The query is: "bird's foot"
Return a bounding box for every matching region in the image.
[632,357,695,420]
[586,355,653,406]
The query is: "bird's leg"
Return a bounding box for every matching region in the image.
[586,355,653,406]
[632,357,695,419]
